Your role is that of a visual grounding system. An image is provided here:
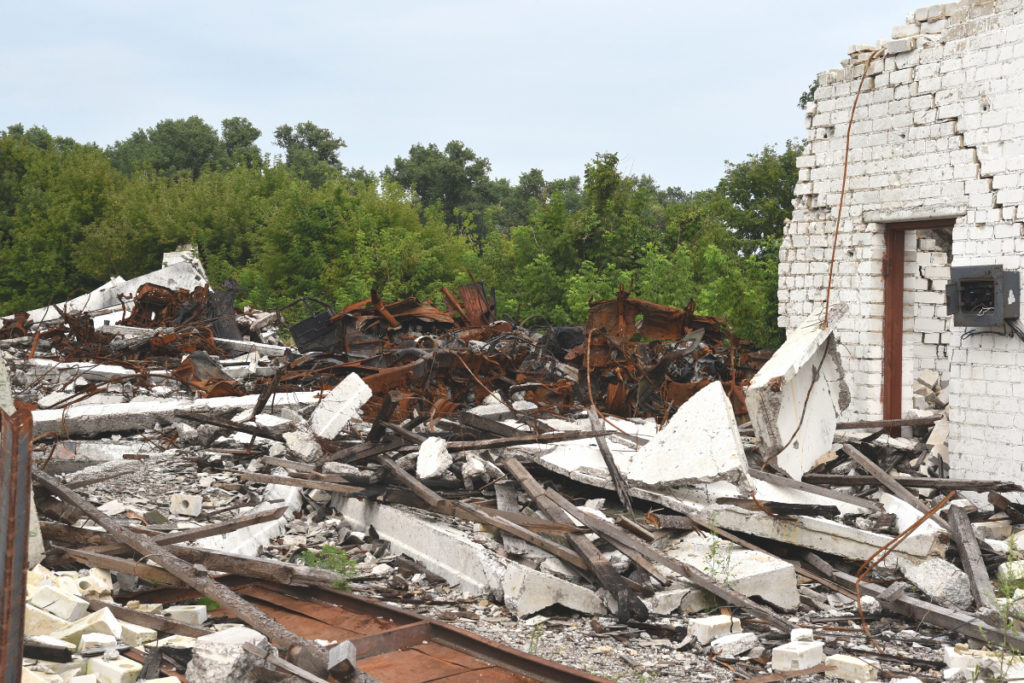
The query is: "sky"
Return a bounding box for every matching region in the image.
[2,1,911,191]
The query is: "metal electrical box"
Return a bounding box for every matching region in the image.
[945,264,1020,326]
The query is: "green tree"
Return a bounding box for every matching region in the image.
[384,140,497,243]
[715,141,800,245]
[107,116,227,178]
[273,121,345,186]
[221,117,263,169]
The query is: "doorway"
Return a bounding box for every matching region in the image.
[882,219,955,420]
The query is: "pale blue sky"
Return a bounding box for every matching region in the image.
[2,1,910,189]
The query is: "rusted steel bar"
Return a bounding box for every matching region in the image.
[1,406,32,683]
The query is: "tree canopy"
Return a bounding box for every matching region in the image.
[0,117,799,348]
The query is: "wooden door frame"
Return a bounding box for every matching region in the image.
[882,219,956,421]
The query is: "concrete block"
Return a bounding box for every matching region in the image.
[86,654,143,683]
[943,644,1024,679]
[29,585,90,621]
[745,306,850,480]
[164,604,207,625]
[169,493,203,517]
[24,605,71,637]
[309,372,371,439]
[186,627,270,683]
[70,675,99,683]
[689,614,741,645]
[52,608,123,646]
[790,627,815,642]
[416,437,453,479]
[78,632,118,652]
[623,381,753,492]
[283,428,323,462]
[77,569,114,600]
[773,640,824,671]
[119,621,158,647]
[20,669,64,683]
[826,654,879,682]
[997,560,1024,584]
[973,519,1012,540]
[710,631,758,657]
[901,557,973,610]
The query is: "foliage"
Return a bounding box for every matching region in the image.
[0,115,800,349]
[300,543,358,591]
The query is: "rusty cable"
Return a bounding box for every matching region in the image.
[853,490,955,652]
[824,47,885,328]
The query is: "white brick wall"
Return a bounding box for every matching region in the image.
[781,0,1024,481]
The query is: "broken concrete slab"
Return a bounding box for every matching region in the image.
[662,534,799,611]
[32,391,322,438]
[900,557,973,611]
[622,381,753,493]
[332,495,606,617]
[825,653,879,682]
[186,627,269,683]
[773,640,824,671]
[688,614,741,645]
[710,631,759,657]
[745,304,850,480]
[309,372,372,439]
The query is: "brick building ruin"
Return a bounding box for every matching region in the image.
[781,0,1024,484]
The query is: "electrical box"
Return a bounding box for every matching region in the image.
[945,264,1020,327]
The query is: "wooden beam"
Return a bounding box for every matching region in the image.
[947,505,997,610]
[842,444,951,532]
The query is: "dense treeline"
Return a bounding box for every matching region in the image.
[0,117,798,347]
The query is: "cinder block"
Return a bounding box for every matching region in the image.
[24,604,71,637]
[77,632,117,653]
[689,614,742,645]
[119,621,158,647]
[773,640,824,671]
[164,604,207,626]
[52,608,123,647]
[86,655,143,683]
[170,493,203,517]
[29,585,90,622]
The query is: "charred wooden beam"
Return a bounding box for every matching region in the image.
[802,474,1021,492]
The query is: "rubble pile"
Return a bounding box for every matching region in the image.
[3,255,1024,682]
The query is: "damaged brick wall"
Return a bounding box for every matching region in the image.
[781,0,1024,482]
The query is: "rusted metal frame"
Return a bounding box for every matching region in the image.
[1,407,32,683]
[881,219,955,425]
[502,457,649,624]
[32,470,329,673]
[882,226,906,423]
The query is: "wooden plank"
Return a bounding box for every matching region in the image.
[545,485,791,633]
[32,470,328,673]
[833,570,1024,652]
[374,454,590,572]
[836,415,939,430]
[237,471,363,495]
[802,473,1021,492]
[749,469,883,512]
[502,457,648,624]
[64,548,184,586]
[947,505,997,610]
[842,444,951,532]
[587,406,634,518]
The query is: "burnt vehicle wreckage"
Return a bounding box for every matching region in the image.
[2,254,1023,683]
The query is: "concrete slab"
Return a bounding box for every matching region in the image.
[332,496,606,617]
[900,557,973,610]
[745,305,850,480]
[186,627,268,683]
[309,372,371,439]
[33,391,322,438]
[623,382,753,492]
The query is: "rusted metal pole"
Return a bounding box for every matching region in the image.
[1,406,33,683]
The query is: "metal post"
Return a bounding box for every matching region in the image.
[0,406,32,683]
